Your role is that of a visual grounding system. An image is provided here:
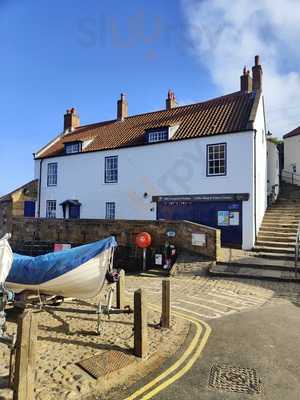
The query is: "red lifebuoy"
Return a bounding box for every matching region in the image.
[135,232,152,248]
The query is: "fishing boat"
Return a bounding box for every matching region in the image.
[0,234,13,286]
[5,236,117,299]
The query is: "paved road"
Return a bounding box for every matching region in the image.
[125,273,300,400]
[126,274,275,320]
[153,301,300,400]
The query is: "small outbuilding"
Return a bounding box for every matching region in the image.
[0,180,37,237]
[283,126,300,185]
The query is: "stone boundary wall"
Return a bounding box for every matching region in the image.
[10,217,221,260]
[0,201,12,238]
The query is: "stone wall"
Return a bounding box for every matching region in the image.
[10,217,221,260]
[0,201,12,238]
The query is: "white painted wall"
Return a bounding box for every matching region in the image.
[267,139,280,201]
[253,95,267,235]
[284,135,300,185]
[35,130,259,249]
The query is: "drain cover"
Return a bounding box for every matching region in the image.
[78,350,134,379]
[208,364,263,394]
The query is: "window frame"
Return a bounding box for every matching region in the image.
[64,141,82,155]
[47,162,58,187]
[147,128,169,143]
[46,200,57,219]
[105,202,116,220]
[104,156,118,184]
[206,143,227,177]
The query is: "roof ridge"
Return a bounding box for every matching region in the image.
[122,90,245,120]
[283,126,300,139]
[0,179,38,202]
[72,91,246,132]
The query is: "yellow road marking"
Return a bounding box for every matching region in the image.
[123,307,211,400]
[142,319,211,399]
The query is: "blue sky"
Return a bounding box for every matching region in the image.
[1,0,300,195]
[0,0,216,196]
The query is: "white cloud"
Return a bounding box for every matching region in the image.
[181,0,300,136]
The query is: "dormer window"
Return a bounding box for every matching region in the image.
[64,141,82,154]
[147,127,169,143]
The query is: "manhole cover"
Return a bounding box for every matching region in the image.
[78,350,134,379]
[208,364,263,394]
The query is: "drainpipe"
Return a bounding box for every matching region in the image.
[38,159,43,218]
[254,129,257,244]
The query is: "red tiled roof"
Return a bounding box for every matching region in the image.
[283,126,300,139]
[36,91,257,159]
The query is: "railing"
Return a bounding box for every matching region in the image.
[281,170,300,185]
[295,221,300,278]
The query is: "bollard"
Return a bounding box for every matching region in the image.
[134,289,148,358]
[161,280,171,329]
[13,309,38,400]
[116,269,126,309]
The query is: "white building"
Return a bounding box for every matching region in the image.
[267,138,280,203]
[34,56,268,250]
[283,127,300,185]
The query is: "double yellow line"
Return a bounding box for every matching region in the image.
[123,308,211,400]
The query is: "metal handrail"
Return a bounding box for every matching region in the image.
[295,220,300,278]
[282,170,300,185]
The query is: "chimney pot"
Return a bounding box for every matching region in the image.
[64,107,80,132]
[240,66,253,92]
[166,89,177,110]
[117,93,128,121]
[252,55,263,91]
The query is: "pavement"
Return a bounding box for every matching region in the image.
[152,300,300,400]
[119,271,300,400]
[211,247,300,282]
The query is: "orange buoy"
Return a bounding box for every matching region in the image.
[135,232,152,248]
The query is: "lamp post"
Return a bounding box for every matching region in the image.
[135,232,152,271]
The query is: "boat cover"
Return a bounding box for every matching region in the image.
[7,237,117,285]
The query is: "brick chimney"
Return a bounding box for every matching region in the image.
[252,55,263,91]
[117,93,128,121]
[64,108,80,132]
[166,89,177,110]
[240,66,253,92]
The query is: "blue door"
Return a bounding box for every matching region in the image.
[69,205,80,219]
[24,201,36,217]
[157,201,242,247]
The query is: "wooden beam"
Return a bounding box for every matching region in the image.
[134,289,147,358]
[116,269,126,309]
[13,309,38,400]
[161,280,171,329]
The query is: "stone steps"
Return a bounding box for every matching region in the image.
[253,251,294,261]
[254,245,294,254]
[210,264,300,282]
[257,236,295,244]
[260,222,298,228]
[256,240,295,248]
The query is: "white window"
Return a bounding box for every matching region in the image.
[65,142,81,154]
[207,143,227,176]
[47,163,57,186]
[105,202,115,220]
[148,129,168,143]
[46,200,56,218]
[105,156,118,183]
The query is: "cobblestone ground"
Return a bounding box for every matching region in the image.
[126,272,300,320]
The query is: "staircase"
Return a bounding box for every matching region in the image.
[254,182,300,261]
[210,182,300,281]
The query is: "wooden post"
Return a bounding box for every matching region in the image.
[13,309,38,400]
[161,280,171,329]
[134,289,147,358]
[116,269,125,309]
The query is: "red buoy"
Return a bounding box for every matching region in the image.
[135,232,152,248]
